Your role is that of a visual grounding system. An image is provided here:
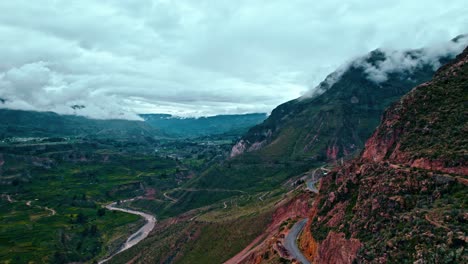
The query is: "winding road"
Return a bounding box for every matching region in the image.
[3,195,56,216]
[163,192,178,203]
[304,167,324,193]
[284,218,310,264]
[305,180,319,193]
[98,199,156,264]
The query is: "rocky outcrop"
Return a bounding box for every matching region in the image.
[326,143,339,161]
[230,130,272,158]
[230,140,269,158]
[362,46,468,175]
[410,158,468,175]
[318,232,362,264]
[230,140,248,157]
[225,193,312,264]
[299,204,319,262]
[299,46,468,263]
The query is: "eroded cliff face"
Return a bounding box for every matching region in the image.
[230,129,272,158]
[230,138,269,158]
[298,162,364,264]
[318,232,362,264]
[230,140,248,157]
[300,47,468,263]
[299,200,319,262]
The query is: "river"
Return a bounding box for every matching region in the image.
[98,198,156,264]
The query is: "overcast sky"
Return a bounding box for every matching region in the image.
[0,1,467,119]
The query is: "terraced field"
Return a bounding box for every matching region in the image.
[0,139,181,263]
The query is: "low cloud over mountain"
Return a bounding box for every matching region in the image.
[0,1,466,119]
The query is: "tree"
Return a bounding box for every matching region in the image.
[12,178,20,186]
[90,224,98,236]
[97,208,106,217]
[76,212,87,224]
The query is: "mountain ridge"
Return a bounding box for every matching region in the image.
[141,113,267,138]
[299,46,468,263]
[0,108,267,139]
[231,38,467,162]
[0,108,162,139]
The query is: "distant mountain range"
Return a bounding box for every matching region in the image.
[0,108,161,139]
[140,113,267,138]
[0,108,267,139]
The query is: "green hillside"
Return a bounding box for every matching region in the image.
[183,46,459,207]
[0,109,162,139]
[141,113,267,138]
[306,46,468,263]
[235,48,454,161]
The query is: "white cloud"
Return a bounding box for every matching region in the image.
[356,36,468,83]
[0,0,467,118]
[0,61,142,120]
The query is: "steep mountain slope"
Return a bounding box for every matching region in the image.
[231,38,466,161]
[177,37,468,212]
[141,113,267,138]
[300,46,468,263]
[0,109,162,139]
[184,39,466,200]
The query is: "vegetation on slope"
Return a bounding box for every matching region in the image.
[184,47,458,209]
[304,47,468,263]
[141,113,267,138]
[0,109,162,139]
[235,48,457,161]
[107,191,286,264]
[0,139,182,263]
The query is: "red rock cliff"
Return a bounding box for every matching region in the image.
[300,46,468,263]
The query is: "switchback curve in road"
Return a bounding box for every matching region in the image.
[284,218,310,264]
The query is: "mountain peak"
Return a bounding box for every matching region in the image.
[231,41,466,161]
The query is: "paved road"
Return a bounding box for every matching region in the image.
[45,207,56,216]
[98,198,156,264]
[305,180,318,193]
[284,218,310,264]
[6,194,14,203]
[304,167,327,194]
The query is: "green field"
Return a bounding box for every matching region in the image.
[0,200,142,263]
[0,139,182,263]
[106,189,291,264]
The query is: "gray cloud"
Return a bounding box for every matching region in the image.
[0,0,467,119]
[301,36,468,99]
